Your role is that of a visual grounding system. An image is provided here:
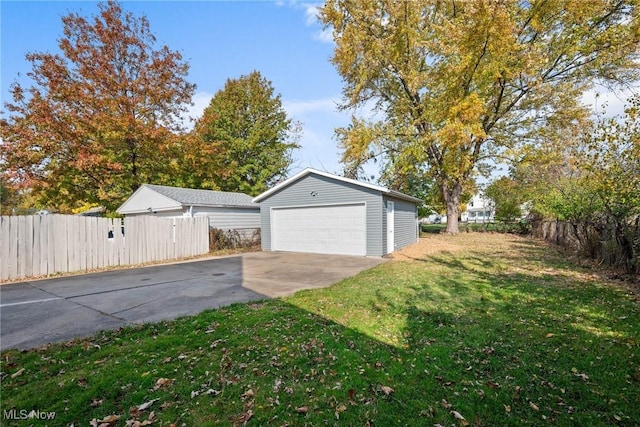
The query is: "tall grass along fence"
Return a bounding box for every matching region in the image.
[531,218,639,274]
[0,215,209,281]
[209,227,261,252]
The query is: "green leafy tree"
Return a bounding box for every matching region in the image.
[0,178,21,215]
[187,71,300,196]
[585,96,640,224]
[1,1,195,212]
[321,0,639,233]
[485,177,523,222]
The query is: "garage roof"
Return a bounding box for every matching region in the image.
[143,184,257,208]
[117,184,258,215]
[253,168,423,204]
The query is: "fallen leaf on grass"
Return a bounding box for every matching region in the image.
[486,381,501,389]
[380,385,394,395]
[232,410,253,425]
[436,376,456,387]
[127,399,160,420]
[137,398,159,412]
[451,410,469,426]
[529,401,540,411]
[295,406,309,413]
[11,368,25,378]
[90,414,120,426]
[545,333,555,338]
[152,378,174,391]
[574,372,589,381]
[125,416,155,427]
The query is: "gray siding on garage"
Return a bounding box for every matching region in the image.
[259,174,385,256]
[192,207,260,230]
[127,207,260,231]
[385,197,418,252]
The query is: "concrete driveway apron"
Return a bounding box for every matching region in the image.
[0,252,386,351]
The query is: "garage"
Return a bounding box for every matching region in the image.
[271,203,366,256]
[253,168,421,257]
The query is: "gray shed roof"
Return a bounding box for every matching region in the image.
[253,168,423,204]
[143,184,257,208]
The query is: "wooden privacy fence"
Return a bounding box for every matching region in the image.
[0,215,209,281]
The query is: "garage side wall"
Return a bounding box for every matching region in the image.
[385,197,418,253]
[259,174,384,256]
[192,207,260,230]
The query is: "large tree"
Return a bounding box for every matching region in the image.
[1,0,195,212]
[186,71,299,196]
[321,0,639,233]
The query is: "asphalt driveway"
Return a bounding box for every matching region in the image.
[0,252,386,351]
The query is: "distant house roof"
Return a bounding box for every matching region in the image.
[252,168,423,204]
[75,206,105,217]
[143,184,257,208]
[116,184,258,215]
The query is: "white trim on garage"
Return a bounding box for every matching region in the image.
[253,168,423,204]
[271,202,367,256]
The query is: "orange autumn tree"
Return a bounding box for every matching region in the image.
[1,0,195,212]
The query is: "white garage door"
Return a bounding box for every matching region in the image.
[272,203,366,256]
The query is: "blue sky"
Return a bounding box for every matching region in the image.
[1,0,352,175]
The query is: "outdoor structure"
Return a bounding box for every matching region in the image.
[117,184,260,232]
[75,206,105,217]
[0,214,209,281]
[461,193,495,223]
[253,168,421,257]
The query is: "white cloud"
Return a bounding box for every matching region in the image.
[304,4,335,44]
[283,97,340,116]
[277,1,334,44]
[281,95,351,174]
[180,91,212,130]
[189,91,212,119]
[313,28,334,44]
[304,4,320,26]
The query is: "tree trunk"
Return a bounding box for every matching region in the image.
[442,179,463,234]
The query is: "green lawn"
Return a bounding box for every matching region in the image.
[2,234,638,426]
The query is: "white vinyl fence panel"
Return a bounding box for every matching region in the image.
[0,215,209,281]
